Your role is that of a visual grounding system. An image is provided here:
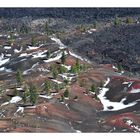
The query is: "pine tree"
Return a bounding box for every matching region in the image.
[29,85,38,105]
[61,51,66,64]
[90,84,96,92]
[75,59,80,72]
[14,88,19,96]
[16,69,23,85]
[22,86,30,103]
[70,64,77,74]
[63,89,69,98]
[31,37,36,46]
[126,17,133,24]
[114,17,121,26]
[47,50,50,59]
[44,80,51,95]
[52,66,58,79]
[59,65,67,74]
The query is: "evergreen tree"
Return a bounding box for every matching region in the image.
[114,17,121,26]
[64,79,69,85]
[75,59,80,72]
[59,95,64,102]
[52,66,58,79]
[61,51,66,64]
[14,88,19,96]
[44,80,51,95]
[47,50,50,59]
[55,84,60,92]
[16,69,23,85]
[126,17,133,24]
[29,85,38,105]
[90,84,96,92]
[117,64,123,72]
[59,65,67,74]
[20,24,29,34]
[22,86,30,103]
[31,37,36,46]
[63,89,69,98]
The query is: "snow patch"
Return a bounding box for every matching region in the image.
[39,95,52,99]
[104,78,110,87]
[97,87,137,111]
[51,79,62,84]
[14,47,22,53]
[69,51,91,63]
[61,64,71,70]
[43,51,62,63]
[4,46,11,50]
[0,58,10,66]
[51,37,67,49]
[129,88,140,94]
[9,96,22,104]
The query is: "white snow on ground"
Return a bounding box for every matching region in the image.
[15,107,24,114]
[19,53,29,57]
[51,37,67,49]
[4,46,11,49]
[31,62,39,68]
[32,50,48,58]
[0,67,12,72]
[27,46,40,50]
[14,47,22,53]
[23,69,32,75]
[5,54,11,57]
[37,68,49,72]
[0,58,10,66]
[16,87,23,91]
[1,96,22,106]
[9,96,22,104]
[103,78,110,87]
[25,106,36,109]
[51,92,59,96]
[39,95,52,99]
[1,102,9,106]
[61,64,71,70]
[129,88,140,94]
[69,51,91,64]
[112,65,118,70]
[0,53,4,61]
[59,73,76,81]
[43,51,62,63]
[87,28,96,34]
[97,87,137,111]
[51,79,62,84]
[122,81,133,87]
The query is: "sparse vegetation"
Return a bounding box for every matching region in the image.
[61,51,66,64]
[44,80,51,95]
[29,85,38,105]
[16,69,23,85]
[114,17,121,26]
[63,88,69,98]
[126,17,133,24]
[22,86,30,103]
[90,84,96,92]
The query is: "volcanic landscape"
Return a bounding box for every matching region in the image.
[0,8,140,132]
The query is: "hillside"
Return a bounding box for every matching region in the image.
[0,8,140,132]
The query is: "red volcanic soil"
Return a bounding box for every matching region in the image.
[69,84,103,110]
[128,82,140,92]
[105,112,140,131]
[64,55,76,66]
